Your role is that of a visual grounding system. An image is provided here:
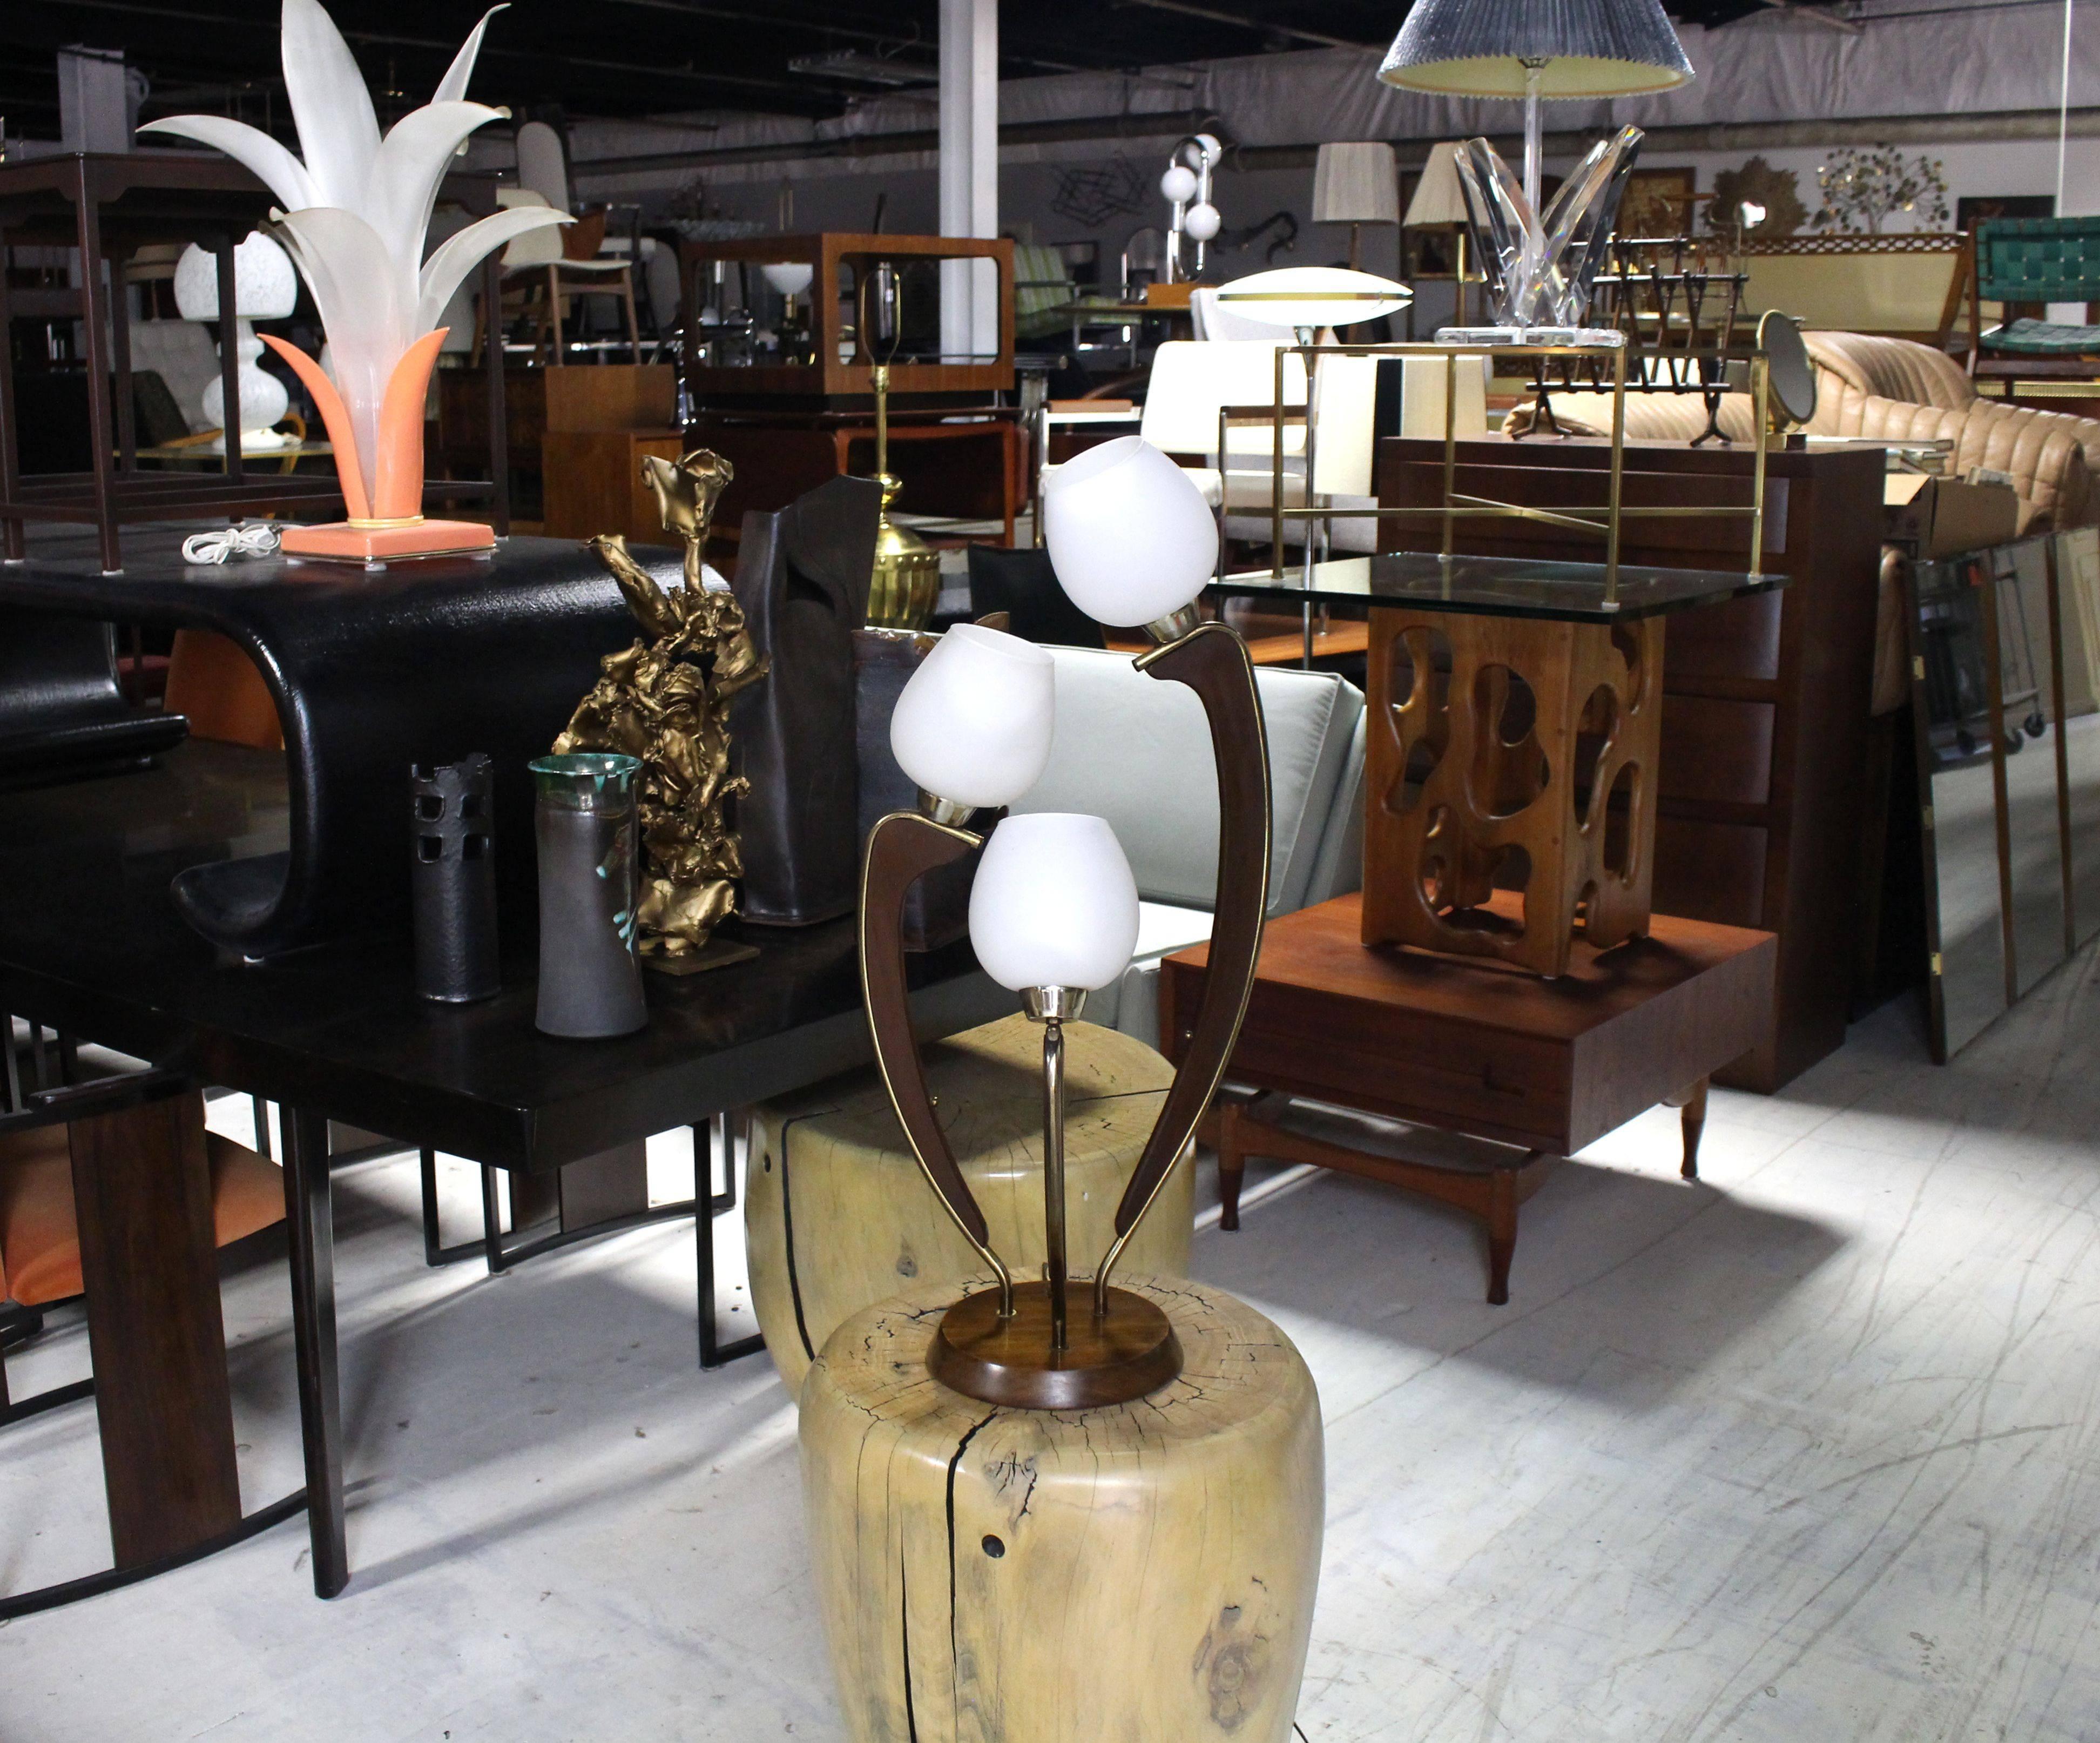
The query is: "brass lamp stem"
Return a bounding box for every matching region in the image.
[1042,1011,1069,1352]
[873,362,890,482]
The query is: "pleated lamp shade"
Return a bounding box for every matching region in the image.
[1403,143,1472,227]
[1379,0,1694,98]
[1312,143,1400,227]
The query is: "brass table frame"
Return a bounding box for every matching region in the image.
[1261,339,1774,609]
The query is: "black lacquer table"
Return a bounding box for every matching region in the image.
[1,525,647,959]
[0,739,1002,1610]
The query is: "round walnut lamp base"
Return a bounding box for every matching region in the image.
[928,1281,1182,1409]
[746,1016,1191,1398]
[800,1275,1324,1743]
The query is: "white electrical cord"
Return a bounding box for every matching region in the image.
[181,523,282,565]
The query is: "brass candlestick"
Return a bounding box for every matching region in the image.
[554,449,769,968]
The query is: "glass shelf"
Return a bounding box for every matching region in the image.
[1210,553,1784,624]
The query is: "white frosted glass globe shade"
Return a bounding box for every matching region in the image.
[760,262,814,298]
[889,623,1055,810]
[1160,165,1199,204]
[1184,201,1222,242]
[1041,436,1218,628]
[173,231,298,320]
[969,813,1140,994]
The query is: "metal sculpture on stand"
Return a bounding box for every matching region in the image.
[858,436,1272,1407]
[554,449,769,968]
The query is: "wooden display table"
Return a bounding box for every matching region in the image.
[800,1274,1322,1743]
[746,1014,1190,1397]
[1162,893,1775,1303]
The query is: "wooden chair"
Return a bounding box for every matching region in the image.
[1,1019,284,1426]
[1966,216,2100,399]
[475,189,639,365]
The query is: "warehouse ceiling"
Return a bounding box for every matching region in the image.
[6,0,1774,129]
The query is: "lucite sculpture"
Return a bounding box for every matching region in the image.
[142,0,568,563]
[1447,126,1646,343]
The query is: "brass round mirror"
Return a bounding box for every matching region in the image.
[1758,309,1817,432]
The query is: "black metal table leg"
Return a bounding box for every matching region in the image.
[697,1113,762,1370]
[282,1108,347,1598]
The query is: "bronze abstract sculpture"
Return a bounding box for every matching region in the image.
[554,449,769,963]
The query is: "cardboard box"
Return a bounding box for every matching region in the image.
[1885,473,2020,557]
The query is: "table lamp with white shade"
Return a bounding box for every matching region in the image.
[172,231,298,453]
[1379,0,1692,339]
[1404,142,1477,327]
[1313,142,1400,272]
[859,438,1273,1407]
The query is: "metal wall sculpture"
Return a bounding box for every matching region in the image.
[555,449,769,963]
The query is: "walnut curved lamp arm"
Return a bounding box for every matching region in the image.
[1096,621,1272,1312]
[859,809,1016,1315]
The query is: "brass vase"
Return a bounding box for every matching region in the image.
[868,473,941,630]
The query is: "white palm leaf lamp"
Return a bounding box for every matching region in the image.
[140,0,568,564]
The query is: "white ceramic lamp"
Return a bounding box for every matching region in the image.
[889,622,1056,815]
[760,261,814,299]
[969,813,1141,995]
[1042,436,1218,631]
[173,230,299,454]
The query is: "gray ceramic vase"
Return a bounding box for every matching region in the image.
[530,752,647,1039]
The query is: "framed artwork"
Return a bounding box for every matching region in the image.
[1619,167,1699,239]
[1957,193,2055,231]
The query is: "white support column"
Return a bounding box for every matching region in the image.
[939,0,998,363]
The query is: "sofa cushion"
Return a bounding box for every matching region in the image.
[1015,648,1363,916]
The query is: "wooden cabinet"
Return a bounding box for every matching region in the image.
[1375,437,1886,1089]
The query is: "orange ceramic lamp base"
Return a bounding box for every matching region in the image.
[257,329,492,567]
[279,519,497,564]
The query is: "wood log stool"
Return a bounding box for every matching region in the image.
[799,1274,1324,1743]
[746,1015,1192,1397]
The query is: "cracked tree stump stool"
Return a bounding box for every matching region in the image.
[746,1015,1192,1397]
[799,1274,1323,1743]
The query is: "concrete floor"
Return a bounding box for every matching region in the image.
[5,954,2100,1741]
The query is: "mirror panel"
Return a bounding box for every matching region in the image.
[1912,551,2007,1058]
[1992,540,2067,998]
[2057,528,2100,948]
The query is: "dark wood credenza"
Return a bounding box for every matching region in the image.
[1374,437,1886,1091]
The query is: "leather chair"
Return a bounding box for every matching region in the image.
[0,609,187,786]
[1011,649,1366,1047]
[965,545,1105,648]
[1,1028,282,1426]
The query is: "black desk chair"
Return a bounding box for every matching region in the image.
[0,608,187,788]
[965,544,1106,649]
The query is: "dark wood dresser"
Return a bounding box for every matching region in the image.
[1374,436,1886,1090]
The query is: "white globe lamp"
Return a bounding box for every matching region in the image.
[969,813,1140,997]
[889,623,1056,819]
[1042,436,1218,633]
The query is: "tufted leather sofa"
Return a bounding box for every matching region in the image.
[1542,332,2100,534]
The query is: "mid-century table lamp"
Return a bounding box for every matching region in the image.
[1313,142,1401,272]
[860,436,1272,1406]
[1379,0,1693,339]
[171,231,298,453]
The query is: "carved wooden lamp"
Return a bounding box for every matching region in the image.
[858,435,1273,1409]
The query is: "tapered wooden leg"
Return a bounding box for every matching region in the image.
[1218,1101,1247,1233]
[1666,1077,1710,1181]
[1486,1167,1517,1307]
[68,1089,241,1565]
[282,1108,348,1598]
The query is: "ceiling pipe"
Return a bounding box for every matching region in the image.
[562,106,1225,178]
[1113,0,1380,51]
